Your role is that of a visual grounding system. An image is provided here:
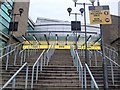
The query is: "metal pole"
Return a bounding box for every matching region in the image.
[75,13,78,51]
[97,1,108,89]
[83,3,88,65]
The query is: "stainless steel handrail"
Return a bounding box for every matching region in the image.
[85,63,99,89]
[97,50,120,85]
[70,45,83,88]
[0,42,23,70]
[0,62,28,90]
[31,45,55,88]
[31,50,46,88]
[0,42,19,51]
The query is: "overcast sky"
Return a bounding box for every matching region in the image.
[29,0,120,24]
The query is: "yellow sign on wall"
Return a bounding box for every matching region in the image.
[23,45,101,50]
[89,6,112,24]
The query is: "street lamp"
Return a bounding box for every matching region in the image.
[8,8,24,44]
[67,7,82,51]
[89,0,109,89]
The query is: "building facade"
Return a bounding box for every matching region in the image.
[0,0,30,49]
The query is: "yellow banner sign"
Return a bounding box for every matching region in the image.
[23,45,101,50]
[89,6,112,24]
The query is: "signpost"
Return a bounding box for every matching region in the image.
[89,6,112,24]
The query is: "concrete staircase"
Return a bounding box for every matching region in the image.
[1,49,120,90]
[1,50,42,89]
[33,50,81,89]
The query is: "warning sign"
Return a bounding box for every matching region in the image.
[89,6,112,24]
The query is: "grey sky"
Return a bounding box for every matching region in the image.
[29,0,120,24]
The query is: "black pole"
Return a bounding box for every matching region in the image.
[75,13,78,51]
[97,0,109,89]
[83,3,88,65]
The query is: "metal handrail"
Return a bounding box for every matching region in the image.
[31,50,46,88]
[0,62,28,90]
[0,42,19,51]
[104,44,116,51]
[70,45,83,88]
[85,63,99,89]
[0,42,23,70]
[97,50,120,67]
[31,45,55,88]
[104,46,118,56]
[97,50,120,85]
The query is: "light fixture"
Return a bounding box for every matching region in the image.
[89,0,96,5]
[72,0,78,7]
[79,8,84,15]
[19,8,24,16]
[67,7,72,16]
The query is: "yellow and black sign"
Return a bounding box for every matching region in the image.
[23,45,101,50]
[89,6,112,24]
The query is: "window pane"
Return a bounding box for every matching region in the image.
[0,9,11,22]
[0,16,9,28]
[0,23,9,35]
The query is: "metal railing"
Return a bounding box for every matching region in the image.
[104,45,118,63]
[84,63,99,89]
[0,62,28,90]
[97,50,120,85]
[70,45,83,88]
[31,45,55,88]
[0,43,23,70]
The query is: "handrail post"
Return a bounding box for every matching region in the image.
[36,62,39,82]
[28,49,29,57]
[14,48,17,65]
[40,57,43,73]
[12,77,16,90]
[84,67,87,88]
[25,65,28,89]
[24,50,26,62]
[20,52,23,65]
[91,80,94,88]
[6,53,9,70]
[94,50,97,66]
[31,68,34,89]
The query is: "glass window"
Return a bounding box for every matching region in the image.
[0,9,11,22]
[0,23,9,35]
[0,16,9,28]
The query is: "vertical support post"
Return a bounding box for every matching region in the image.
[14,49,17,65]
[100,24,109,89]
[24,50,26,62]
[91,80,94,88]
[25,65,28,89]
[94,50,97,66]
[6,53,9,70]
[21,52,23,65]
[84,67,87,88]
[83,3,88,65]
[36,62,39,82]
[12,78,16,90]
[28,49,29,57]
[40,56,43,73]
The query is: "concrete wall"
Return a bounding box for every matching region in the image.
[101,15,119,49]
[13,0,30,38]
[101,15,120,64]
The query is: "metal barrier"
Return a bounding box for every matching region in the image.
[70,45,83,88]
[97,50,120,85]
[19,49,40,65]
[31,45,55,88]
[71,46,99,89]
[84,63,99,89]
[0,43,23,70]
[0,62,28,90]
[104,45,118,63]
